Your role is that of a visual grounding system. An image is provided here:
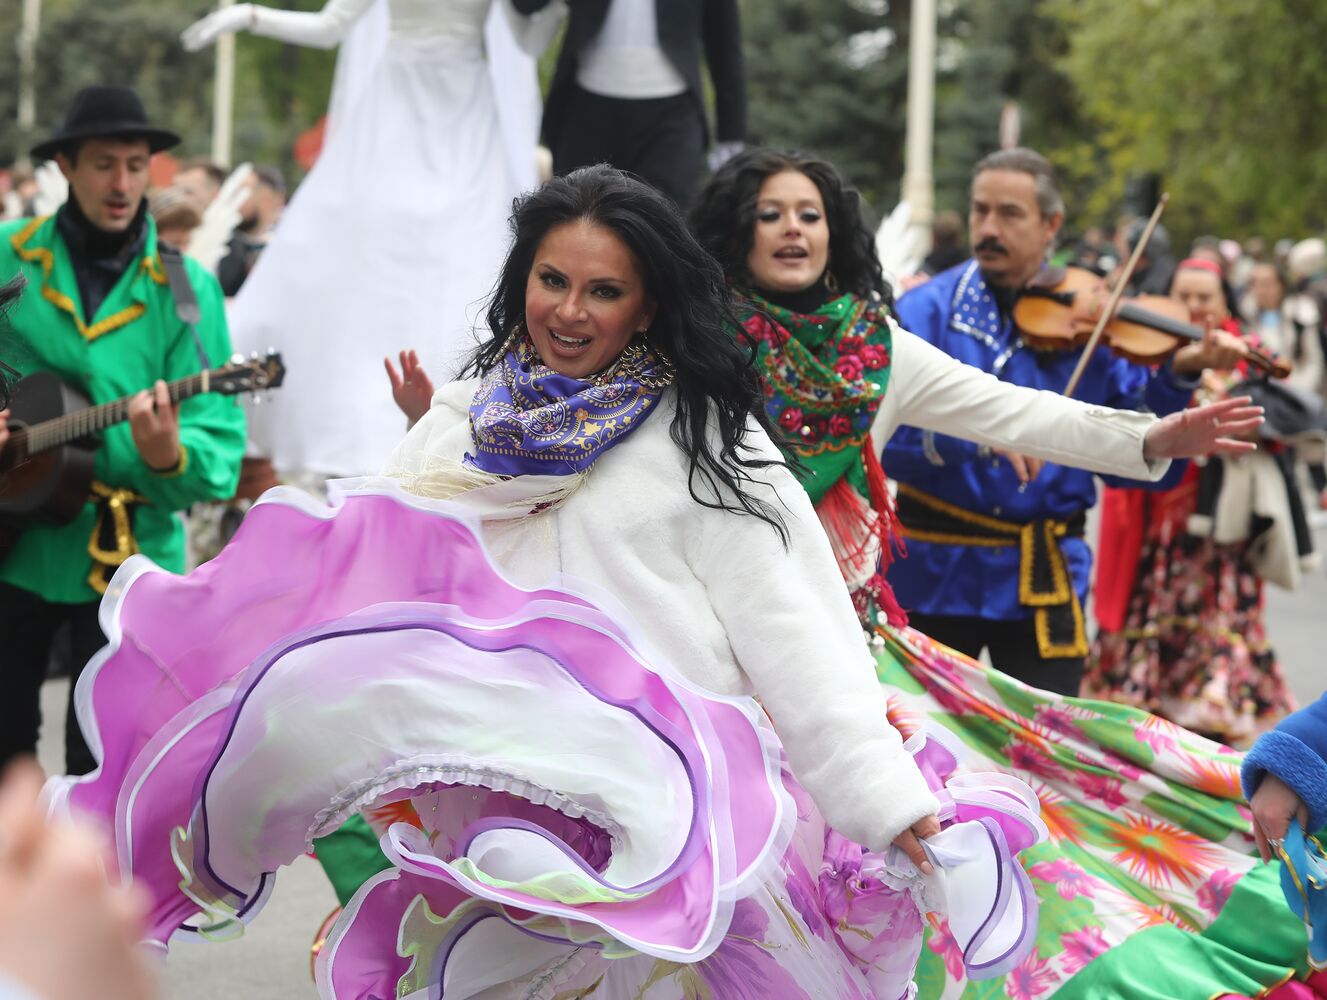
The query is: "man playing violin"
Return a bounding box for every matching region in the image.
[0,87,245,775]
[884,147,1246,695]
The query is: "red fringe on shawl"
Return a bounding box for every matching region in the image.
[815,434,909,627]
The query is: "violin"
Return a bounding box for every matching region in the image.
[1013,266,1291,379]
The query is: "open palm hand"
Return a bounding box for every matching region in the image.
[1143,395,1263,461]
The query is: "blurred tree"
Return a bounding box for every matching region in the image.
[739,0,1078,230]
[0,0,336,182]
[0,0,210,164]
[1047,0,1327,243]
[741,0,914,217]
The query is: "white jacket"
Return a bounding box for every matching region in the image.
[386,325,1169,850]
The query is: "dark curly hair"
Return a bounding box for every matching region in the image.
[689,148,892,303]
[464,165,792,541]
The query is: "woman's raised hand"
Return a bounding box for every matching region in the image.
[384,350,436,427]
[181,4,255,51]
[1142,395,1264,461]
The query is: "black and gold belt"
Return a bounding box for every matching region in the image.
[895,482,1088,659]
[86,480,147,595]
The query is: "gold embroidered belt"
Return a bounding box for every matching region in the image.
[895,483,1089,659]
[86,481,147,595]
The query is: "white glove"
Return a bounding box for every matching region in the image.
[707,141,745,173]
[181,4,255,51]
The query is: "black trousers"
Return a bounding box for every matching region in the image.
[549,85,707,208]
[0,581,104,774]
[907,611,1086,697]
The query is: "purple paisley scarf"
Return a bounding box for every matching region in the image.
[467,335,674,477]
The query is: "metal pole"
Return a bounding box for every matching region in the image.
[16,0,42,169]
[211,0,237,167]
[901,0,936,258]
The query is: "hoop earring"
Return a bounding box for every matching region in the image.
[824,269,840,294]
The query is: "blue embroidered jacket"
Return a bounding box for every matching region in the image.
[885,259,1197,621]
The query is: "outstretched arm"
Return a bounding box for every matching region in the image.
[182,0,377,52]
[876,325,1261,480]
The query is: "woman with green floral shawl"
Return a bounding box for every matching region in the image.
[689,147,1326,1000]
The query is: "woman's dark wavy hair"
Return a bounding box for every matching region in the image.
[689,147,892,304]
[463,165,791,540]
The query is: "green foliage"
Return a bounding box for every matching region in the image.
[0,0,335,180]
[741,0,913,217]
[1046,0,1327,243]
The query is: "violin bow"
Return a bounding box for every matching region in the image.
[1062,193,1170,398]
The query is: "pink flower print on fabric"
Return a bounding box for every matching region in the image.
[1071,771,1128,810]
[1058,925,1110,976]
[694,898,814,1000]
[1133,716,1180,755]
[819,831,925,975]
[1005,742,1068,783]
[1090,750,1146,782]
[860,343,890,370]
[1032,703,1081,738]
[1026,859,1099,901]
[782,847,834,944]
[834,354,865,381]
[1006,951,1058,1000]
[925,916,966,981]
[779,406,805,433]
[1196,868,1241,917]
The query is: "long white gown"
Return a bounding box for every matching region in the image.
[230,0,544,477]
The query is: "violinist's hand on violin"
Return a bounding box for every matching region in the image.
[1171,324,1248,375]
[993,450,1044,484]
[1142,396,1264,460]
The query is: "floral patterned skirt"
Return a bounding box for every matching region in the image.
[1083,530,1295,745]
[874,625,1320,999]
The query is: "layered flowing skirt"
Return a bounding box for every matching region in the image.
[51,483,1044,1000]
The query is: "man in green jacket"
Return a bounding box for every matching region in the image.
[0,86,245,774]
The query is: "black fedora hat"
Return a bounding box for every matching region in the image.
[31,85,180,161]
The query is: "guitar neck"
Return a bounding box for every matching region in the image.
[8,372,214,461]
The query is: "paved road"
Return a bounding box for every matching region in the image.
[33,527,1325,999]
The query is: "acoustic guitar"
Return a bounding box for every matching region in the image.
[0,352,285,559]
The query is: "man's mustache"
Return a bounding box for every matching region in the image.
[974,238,1008,255]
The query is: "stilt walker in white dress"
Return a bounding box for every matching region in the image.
[182,0,552,479]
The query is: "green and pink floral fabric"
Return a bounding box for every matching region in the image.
[874,625,1321,999]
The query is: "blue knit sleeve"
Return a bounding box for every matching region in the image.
[1242,692,1327,832]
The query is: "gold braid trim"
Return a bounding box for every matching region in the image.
[896,482,1089,658]
[147,445,189,478]
[86,480,148,595]
[11,215,161,342]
